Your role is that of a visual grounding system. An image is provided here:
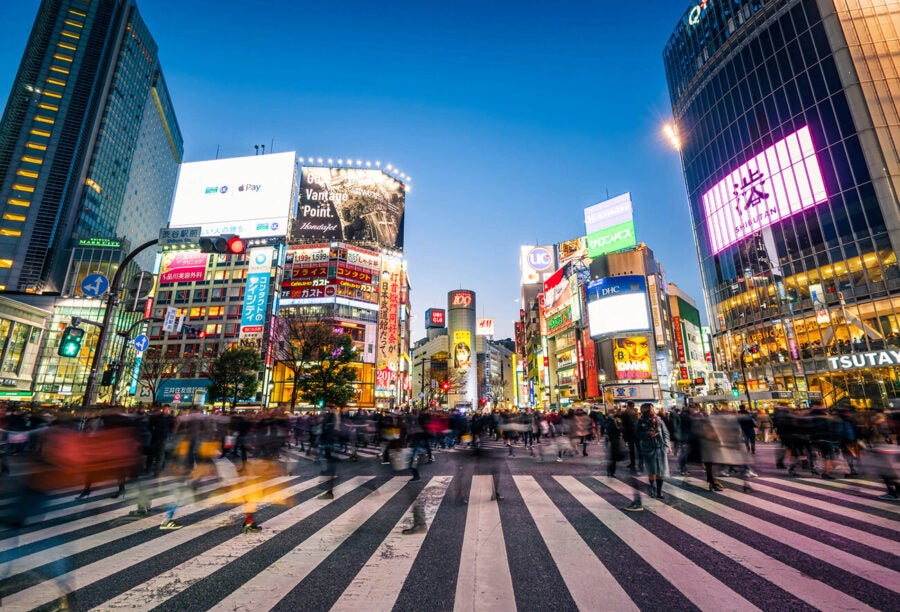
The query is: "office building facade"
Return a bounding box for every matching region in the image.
[665,0,900,406]
[0,0,183,293]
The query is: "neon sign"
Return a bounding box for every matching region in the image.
[702,125,827,254]
[688,0,710,26]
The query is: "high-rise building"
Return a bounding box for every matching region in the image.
[0,0,183,293]
[665,0,900,407]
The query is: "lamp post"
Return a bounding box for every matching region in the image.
[740,345,755,409]
[598,369,607,412]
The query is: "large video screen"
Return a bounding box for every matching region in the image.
[169,152,296,238]
[295,167,405,249]
[586,276,650,337]
[703,126,827,254]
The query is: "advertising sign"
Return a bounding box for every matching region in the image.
[449,290,475,310]
[520,245,554,285]
[294,167,405,249]
[613,336,652,380]
[159,252,209,284]
[703,125,828,254]
[585,276,649,337]
[547,304,574,336]
[240,248,272,337]
[477,318,495,336]
[345,245,381,269]
[155,378,213,404]
[425,308,446,329]
[289,245,330,264]
[558,237,587,265]
[673,316,689,379]
[584,192,634,234]
[169,152,296,238]
[453,330,472,370]
[647,274,666,347]
[586,220,636,258]
[376,255,402,391]
[543,267,573,314]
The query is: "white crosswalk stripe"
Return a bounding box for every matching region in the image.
[1,465,897,611]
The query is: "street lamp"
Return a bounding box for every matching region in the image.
[598,369,607,412]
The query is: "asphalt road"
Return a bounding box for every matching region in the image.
[1,438,898,611]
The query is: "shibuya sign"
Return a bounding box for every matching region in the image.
[827,351,900,371]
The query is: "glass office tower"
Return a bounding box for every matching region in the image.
[665,0,900,407]
[0,0,183,293]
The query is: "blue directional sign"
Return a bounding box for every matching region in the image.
[81,273,109,297]
[133,334,150,352]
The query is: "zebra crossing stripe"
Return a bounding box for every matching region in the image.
[514,475,637,611]
[93,475,365,611]
[667,478,900,591]
[598,477,878,612]
[554,476,760,612]
[716,477,900,546]
[844,478,889,491]
[332,475,453,611]
[0,476,227,553]
[1,474,300,610]
[770,477,900,514]
[0,475,255,569]
[454,474,517,612]
[209,477,409,611]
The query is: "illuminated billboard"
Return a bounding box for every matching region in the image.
[703,125,827,254]
[613,336,653,380]
[169,152,296,238]
[453,330,472,370]
[586,220,636,258]
[558,237,587,265]
[584,192,634,234]
[295,167,405,250]
[586,275,650,337]
[543,267,572,314]
[376,254,402,391]
[425,308,446,328]
[159,252,209,285]
[476,318,495,336]
[519,246,554,285]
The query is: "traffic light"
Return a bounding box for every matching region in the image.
[101,367,117,386]
[441,381,450,392]
[183,324,207,339]
[731,387,740,398]
[198,234,245,255]
[58,326,85,357]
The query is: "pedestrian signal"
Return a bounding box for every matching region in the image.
[58,326,85,357]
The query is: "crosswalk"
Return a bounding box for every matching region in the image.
[282,436,527,464]
[1,465,897,611]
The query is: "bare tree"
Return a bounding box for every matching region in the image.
[271,310,357,410]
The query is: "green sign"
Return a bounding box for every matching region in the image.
[77,237,122,249]
[0,390,32,397]
[586,220,636,258]
[547,305,573,335]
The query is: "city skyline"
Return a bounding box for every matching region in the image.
[0,0,702,340]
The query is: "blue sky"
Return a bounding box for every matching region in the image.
[1,0,702,340]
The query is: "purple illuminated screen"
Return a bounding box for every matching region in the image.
[702,126,827,254]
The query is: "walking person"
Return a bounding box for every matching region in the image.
[625,403,670,511]
[604,409,624,477]
[621,401,639,471]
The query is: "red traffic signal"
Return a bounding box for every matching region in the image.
[441,381,450,392]
[199,234,245,255]
[226,235,245,255]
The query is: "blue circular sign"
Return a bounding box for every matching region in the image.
[133,334,150,352]
[80,273,109,297]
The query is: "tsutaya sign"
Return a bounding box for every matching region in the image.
[827,351,900,371]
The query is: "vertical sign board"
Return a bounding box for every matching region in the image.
[376,254,402,392]
[240,248,272,338]
[673,315,689,379]
[448,289,477,405]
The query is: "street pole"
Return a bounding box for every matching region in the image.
[109,316,162,406]
[82,238,159,409]
[740,349,753,409]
